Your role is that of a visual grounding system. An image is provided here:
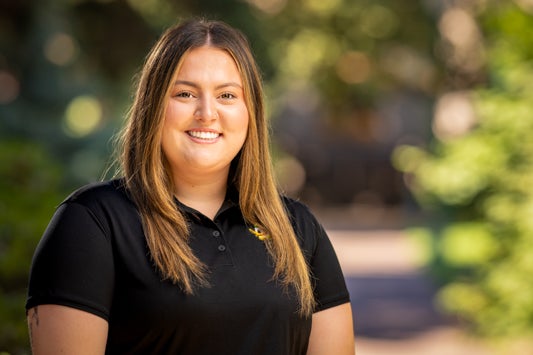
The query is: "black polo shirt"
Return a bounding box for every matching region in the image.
[26,179,350,354]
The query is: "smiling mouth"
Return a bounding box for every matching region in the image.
[187,130,220,140]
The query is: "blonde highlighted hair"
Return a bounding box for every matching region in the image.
[117,19,315,315]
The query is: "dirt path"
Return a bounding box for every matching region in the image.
[327,229,496,355]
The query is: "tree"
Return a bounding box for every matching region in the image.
[0,0,444,352]
[394,0,533,342]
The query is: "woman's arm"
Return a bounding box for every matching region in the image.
[28,305,108,355]
[307,302,355,355]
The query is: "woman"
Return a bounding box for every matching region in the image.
[26,19,354,354]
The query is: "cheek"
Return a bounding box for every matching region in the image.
[164,103,181,127]
[241,114,249,133]
[160,110,179,155]
[165,98,195,126]
[235,107,250,136]
[221,105,249,141]
[160,122,172,159]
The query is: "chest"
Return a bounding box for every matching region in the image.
[105,210,310,353]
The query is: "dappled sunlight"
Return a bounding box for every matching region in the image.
[63,95,103,137]
[274,154,306,197]
[394,136,505,206]
[392,3,533,347]
[433,91,477,141]
[126,0,175,27]
[279,29,338,81]
[44,32,78,66]
[437,282,488,323]
[438,6,485,74]
[0,70,20,104]
[515,0,533,12]
[359,4,398,39]
[3,0,533,353]
[336,51,372,84]
[380,45,436,92]
[245,0,286,15]
[439,222,498,266]
[303,0,341,15]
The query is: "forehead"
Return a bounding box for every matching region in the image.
[174,46,243,84]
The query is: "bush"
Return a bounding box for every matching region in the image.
[394,2,533,341]
[0,141,65,354]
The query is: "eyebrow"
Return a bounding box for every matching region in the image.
[173,80,243,90]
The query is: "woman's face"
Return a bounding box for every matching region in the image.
[161,46,249,181]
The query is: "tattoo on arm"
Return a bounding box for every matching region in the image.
[28,306,39,347]
[31,306,40,326]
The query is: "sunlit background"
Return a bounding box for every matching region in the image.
[2,0,533,354]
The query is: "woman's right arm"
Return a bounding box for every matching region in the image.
[28,304,108,355]
[27,198,115,354]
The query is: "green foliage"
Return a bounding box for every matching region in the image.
[0,141,65,354]
[262,0,436,114]
[9,0,531,349]
[1,1,430,351]
[394,2,533,340]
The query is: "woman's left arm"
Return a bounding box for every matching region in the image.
[307,302,355,355]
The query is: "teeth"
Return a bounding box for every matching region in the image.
[188,131,220,140]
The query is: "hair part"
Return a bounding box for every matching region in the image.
[116,18,315,315]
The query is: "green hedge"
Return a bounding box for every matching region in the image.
[394,3,533,341]
[0,141,65,354]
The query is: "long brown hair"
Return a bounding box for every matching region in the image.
[117,19,315,315]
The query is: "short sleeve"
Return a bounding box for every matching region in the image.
[284,198,350,313]
[308,217,350,312]
[26,202,114,321]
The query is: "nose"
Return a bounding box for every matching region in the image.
[194,96,218,122]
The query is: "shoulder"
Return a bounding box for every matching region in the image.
[58,179,138,230]
[62,179,134,209]
[48,179,140,240]
[281,196,320,227]
[281,196,326,250]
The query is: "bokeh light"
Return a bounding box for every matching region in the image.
[304,0,341,15]
[515,0,533,13]
[336,51,372,84]
[63,95,103,137]
[439,222,498,266]
[126,0,175,26]
[433,91,477,141]
[44,33,78,66]
[438,6,485,73]
[380,45,436,91]
[4,1,533,352]
[245,0,286,14]
[280,29,338,81]
[360,5,398,39]
[275,155,306,196]
[0,71,20,104]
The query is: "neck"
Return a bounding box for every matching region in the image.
[172,170,229,220]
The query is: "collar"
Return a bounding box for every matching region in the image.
[174,184,240,220]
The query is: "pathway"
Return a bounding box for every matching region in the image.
[330,230,445,338]
[320,208,498,355]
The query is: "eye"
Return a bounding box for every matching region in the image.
[219,92,236,100]
[175,91,194,99]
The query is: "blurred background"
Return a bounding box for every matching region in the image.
[1,0,533,353]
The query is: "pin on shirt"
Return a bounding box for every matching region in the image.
[248,225,269,240]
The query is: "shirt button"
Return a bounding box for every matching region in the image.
[212,230,220,237]
[218,245,226,252]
